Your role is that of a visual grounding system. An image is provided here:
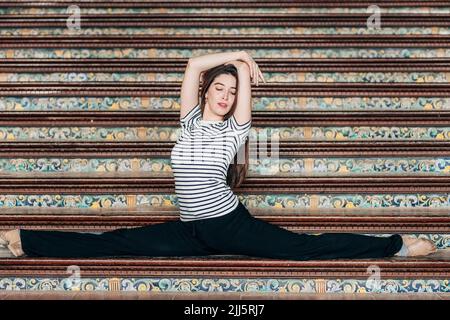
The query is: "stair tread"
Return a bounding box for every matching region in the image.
[0,141,448,159]
[0,249,448,278]
[1,0,448,9]
[1,251,449,263]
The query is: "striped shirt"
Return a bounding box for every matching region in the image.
[171,103,251,221]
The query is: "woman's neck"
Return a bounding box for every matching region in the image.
[202,105,224,122]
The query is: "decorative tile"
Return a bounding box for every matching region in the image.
[0,277,447,293]
[0,158,449,176]
[0,193,449,212]
[0,127,448,141]
[1,97,449,111]
[3,72,448,83]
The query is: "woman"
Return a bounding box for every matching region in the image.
[0,50,437,259]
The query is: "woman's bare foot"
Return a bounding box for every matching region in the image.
[0,229,25,257]
[400,235,437,257]
[401,235,420,247]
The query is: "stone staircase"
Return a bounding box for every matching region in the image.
[0,0,448,295]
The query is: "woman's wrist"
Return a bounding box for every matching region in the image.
[236,64,250,75]
[236,50,246,61]
[189,51,245,72]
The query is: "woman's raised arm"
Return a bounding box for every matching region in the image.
[225,54,265,125]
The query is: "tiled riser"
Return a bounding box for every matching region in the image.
[0,127,448,141]
[0,158,449,176]
[1,97,449,111]
[0,194,449,211]
[0,277,447,293]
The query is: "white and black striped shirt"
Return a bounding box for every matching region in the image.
[171,103,251,221]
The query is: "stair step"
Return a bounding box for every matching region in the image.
[0,206,448,233]
[1,156,449,176]
[2,82,448,97]
[1,205,448,215]
[3,9,447,17]
[1,57,449,84]
[3,48,448,59]
[0,273,447,293]
[2,72,449,83]
[2,35,450,49]
[1,21,448,37]
[0,175,449,193]
[0,254,449,278]
[2,58,449,72]
[1,13,449,27]
[1,193,447,211]
[0,251,448,293]
[1,58,449,84]
[1,0,449,10]
[0,110,449,126]
[1,96,449,111]
[8,29,448,37]
[0,127,448,141]
[0,141,450,157]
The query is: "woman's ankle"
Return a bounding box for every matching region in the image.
[394,242,409,256]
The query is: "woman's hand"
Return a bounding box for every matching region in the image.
[239,51,266,86]
[226,51,266,86]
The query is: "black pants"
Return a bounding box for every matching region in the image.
[20,201,403,260]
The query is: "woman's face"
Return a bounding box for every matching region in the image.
[204,73,237,118]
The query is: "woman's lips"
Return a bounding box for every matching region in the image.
[218,103,227,108]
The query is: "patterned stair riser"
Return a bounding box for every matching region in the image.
[0,277,448,293]
[1,97,449,111]
[0,158,449,176]
[0,193,449,213]
[0,127,448,141]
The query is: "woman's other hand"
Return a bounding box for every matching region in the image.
[227,51,266,86]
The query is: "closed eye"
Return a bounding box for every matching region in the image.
[216,88,236,95]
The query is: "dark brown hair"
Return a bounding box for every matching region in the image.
[199,64,249,190]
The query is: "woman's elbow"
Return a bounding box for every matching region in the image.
[187,57,198,69]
